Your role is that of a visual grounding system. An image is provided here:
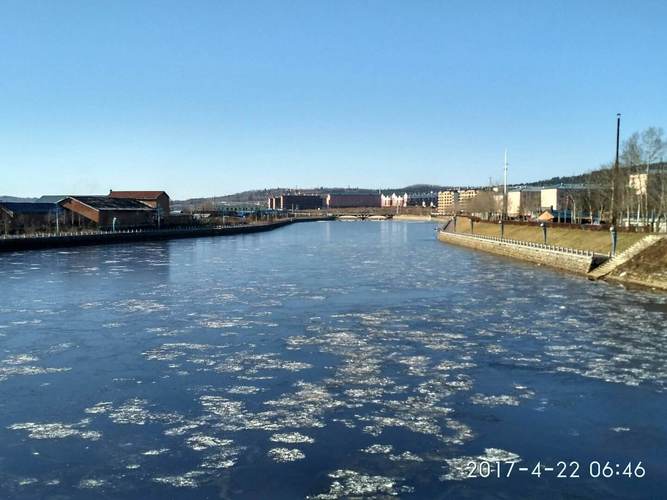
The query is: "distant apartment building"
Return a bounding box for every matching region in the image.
[507,187,542,217]
[540,186,589,212]
[493,192,504,213]
[437,190,459,214]
[541,188,564,212]
[381,193,408,208]
[407,192,438,208]
[325,193,381,208]
[267,194,323,210]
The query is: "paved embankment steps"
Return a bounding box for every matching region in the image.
[587,235,666,280]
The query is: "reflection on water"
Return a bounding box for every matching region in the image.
[0,221,665,499]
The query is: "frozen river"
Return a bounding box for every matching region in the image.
[0,221,665,499]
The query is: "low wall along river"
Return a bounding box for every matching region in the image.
[0,217,333,252]
[437,225,667,291]
[437,230,600,274]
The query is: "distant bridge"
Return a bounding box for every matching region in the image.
[336,214,392,221]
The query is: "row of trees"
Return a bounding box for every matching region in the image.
[466,126,666,231]
[583,126,665,229]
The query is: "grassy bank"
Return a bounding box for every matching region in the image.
[453,219,645,254]
[607,238,667,290]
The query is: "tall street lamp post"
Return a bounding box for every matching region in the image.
[611,113,621,226]
[610,226,617,257]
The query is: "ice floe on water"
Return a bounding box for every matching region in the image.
[17,477,38,486]
[270,432,315,444]
[142,448,170,456]
[78,478,108,489]
[361,444,393,454]
[84,401,113,414]
[115,299,166,313]
[108,398,158,425]
[153,471,205,488]
[267,447,306,462]
[199,381,343,432]
[200,446,244,469]
[389,451,423,462]
[3,354,39,365]
[435,360,477,371]
[186,434,233,451]
[83,398,184,426]
[310,470,414,498]
[8,420,101,440]
[143,343,312,376]
[470,393,520,406]
[200,318,249,329]
[0,353,71,382]
[227,385,264,395]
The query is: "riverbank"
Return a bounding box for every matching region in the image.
[604,236,667,290]
[393,214,445,222]
[0,216,333,252]
[438,223,667,291]
[437,230,601,274]
[451,218,644,254]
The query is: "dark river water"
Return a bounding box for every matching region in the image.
[0,221,665,499]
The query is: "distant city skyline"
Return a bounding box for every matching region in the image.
[1,0,666,199]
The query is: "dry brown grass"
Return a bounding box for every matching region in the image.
[607,238,667,289]
[453,219,646,254]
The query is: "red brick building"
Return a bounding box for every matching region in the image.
[59,196,156,229]
[267,194,323,210]
[325,193,381,208]
[109,191,170,215]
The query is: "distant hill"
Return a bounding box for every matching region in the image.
[173,161,667,209]
[0,196,37,203]
[522,161,667,188]
[174,184,463,208]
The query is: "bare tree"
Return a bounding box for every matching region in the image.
[641,127,665,229]
[468,190,497,220]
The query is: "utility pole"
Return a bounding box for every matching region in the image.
[611,113,621,226]
[503,149,509,219]
[644,156,651,230]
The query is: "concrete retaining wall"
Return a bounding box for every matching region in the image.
[0,219,298,252]
[437,231,596,274]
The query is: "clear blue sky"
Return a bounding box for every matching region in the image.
[1,0,666,199]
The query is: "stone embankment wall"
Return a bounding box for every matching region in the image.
[393,215,435,221]
[437,231,597,274]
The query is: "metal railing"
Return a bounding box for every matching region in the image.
[0,220,293,241]
[439,230,595,257]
